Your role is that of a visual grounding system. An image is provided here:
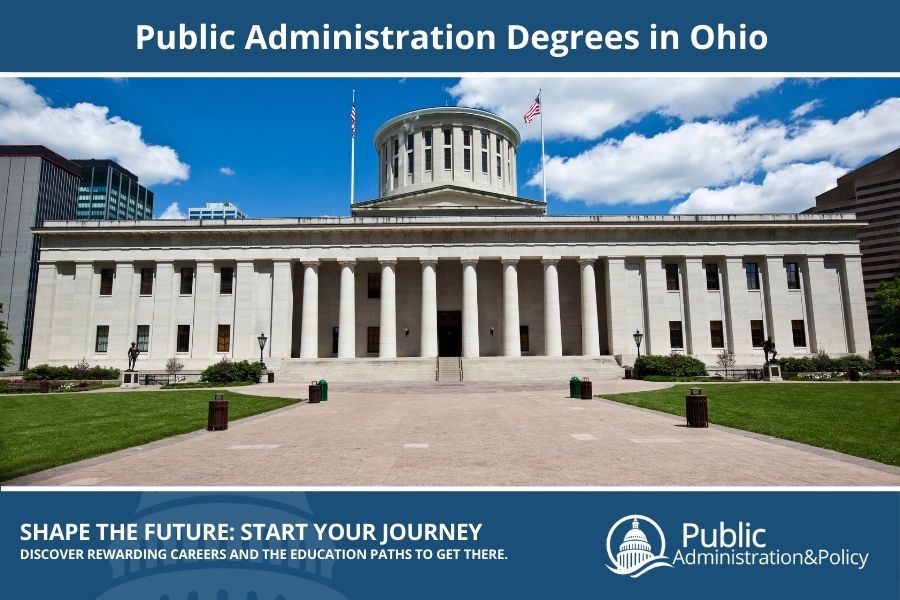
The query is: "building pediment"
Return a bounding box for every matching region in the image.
[350,185,547,216]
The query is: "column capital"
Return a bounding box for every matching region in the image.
[195,259,215,267]
[460,258,479,267]
[273,258,293,265]
[301,259,320,268]
[338,258,357,267]
[420,258,439,267]
[578,257,599,265]
[540,257,560,266]
[379,258,398,267]
[500,257,519,266]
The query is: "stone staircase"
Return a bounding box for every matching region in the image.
[437,357,462,382]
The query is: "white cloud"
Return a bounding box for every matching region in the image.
[158,202,186,219]
[0,78,189,186]
[669,162,848,214]
[448,77,781,140]
[764,97,900,168]
[533,118,786,205]
[219,166,235,176]
[790,99,821,119]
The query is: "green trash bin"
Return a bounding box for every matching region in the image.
[569,376,581,398]
[318,379,328,401]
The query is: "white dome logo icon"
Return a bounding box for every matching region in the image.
[606,515,674,578]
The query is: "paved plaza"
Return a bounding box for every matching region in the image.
[7,380,900,486]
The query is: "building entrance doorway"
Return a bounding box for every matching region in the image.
[438,311,462,356]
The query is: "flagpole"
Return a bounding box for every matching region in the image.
[350,89,356,205]
[539,89,546,204]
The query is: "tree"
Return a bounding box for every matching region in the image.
[0,303,13,370]
[165,357,185,375]
[872,277,900,368]
[715,349,736,378]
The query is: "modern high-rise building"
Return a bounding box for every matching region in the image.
[806,148,900,328]
[188,202,247,220]
[74,159,154,220]
[0,145,81,370]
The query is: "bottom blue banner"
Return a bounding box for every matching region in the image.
[2,490,898,598]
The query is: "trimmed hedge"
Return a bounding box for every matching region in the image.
[23,364,120,381]
[778,353,872,373]
[200,359,264,383]
[633,354,708,379]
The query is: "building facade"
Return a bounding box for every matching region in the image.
[0,145,81,369]
[27,109,872,379]
[189,202,247,220]
[75,159,154,220]
[806,148,900,328]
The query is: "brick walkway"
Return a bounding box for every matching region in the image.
[8,381,900,486]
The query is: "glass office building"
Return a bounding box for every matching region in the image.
[75,159,154,220]
[188,202,247,220]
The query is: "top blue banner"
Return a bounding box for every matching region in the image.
[1,0,899,73]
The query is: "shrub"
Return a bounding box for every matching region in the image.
[778,353,872,373]
[200,358,263,383]
[165,357,185,375]
[633,353,708,379]
[22,364,120,381]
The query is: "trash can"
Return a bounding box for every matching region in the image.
[685,388,708,428]
[318,379,328,401]
[308,380,321,404]
[39,380,51,394]
[848,367,860,382]
[580,377,593,399]
[267,371,275,383]
[624,366,633,380]
[207,393,229,431]
[569,377,581,398]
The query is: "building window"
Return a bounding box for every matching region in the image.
[176,325,191,353]
[709,321,724,349]
[368,273,381,299]
[332,327,339,354]
[669,321,684,349]
[785,262,801,290]
[745,263,760,290]
[367,327,380,354]
[705,263,720,291]
[95,325,109,353]
[520,325,530,352]
[220,266,234,295]
[496,155,502,178]
[665,263,680,291]
[392,137,399,187]
[791,320,806,347]
[495,137,503,179]
[406,134,414,181]
[139,267,154,295]
[136,325,150,352]
[217,324,231,352]
[424,130,432,172]
[480,131,488,174]
[750,320,765,347]
[463,129,472,171]
[443,129,452,170]
[99,268,114,296]
[180,267,194,295]
[381,143,388,187]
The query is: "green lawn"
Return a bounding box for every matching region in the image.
[602,383,900,466]
[0,390,298,481]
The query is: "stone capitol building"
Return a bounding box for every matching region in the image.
[27,107,871,381]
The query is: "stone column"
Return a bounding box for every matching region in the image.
[28,262,58,365]
[299,261,319,359]
[337,260,356,358]
[150,261,175,359]
[542,259,562,357]
[642,257,668,355]
[192,260,215,359]
[233,260,257,360]
[722,257,751,354]
[604,257,634,356]
[379,259,397,358]
[762,256,792,350]
[839,255,872,356]
[420,259,438,358]
[579,258,601,356]
[271,259,294,359]
[502,258,520,357]
[461,259,480,358]
[682,257,708,356]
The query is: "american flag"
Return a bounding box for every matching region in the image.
[350,102,357,137]
[523,93,541,124]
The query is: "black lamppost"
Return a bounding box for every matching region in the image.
[633,330,644,358]
[257,332,268,370]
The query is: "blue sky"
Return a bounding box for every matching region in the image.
[1,77,899,217]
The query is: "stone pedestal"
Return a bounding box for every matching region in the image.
[762,363,782,382]
[120,371,141,389]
